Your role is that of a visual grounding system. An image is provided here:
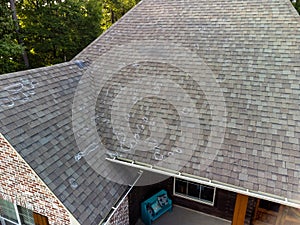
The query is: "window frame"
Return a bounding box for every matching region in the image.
[0,216,19,225]
[173,177,216,206]
[0,199,34,225]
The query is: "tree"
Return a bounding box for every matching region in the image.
[17,0,103,68]
[291,0,300,14]
[0,0,24,74]
[101,0,140,30]
[1,0,141,72]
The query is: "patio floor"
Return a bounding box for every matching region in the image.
[136,205,231,225]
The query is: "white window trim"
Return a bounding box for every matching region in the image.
[173,177,216,206]
[13,202,22,224]
[0,215,19,225]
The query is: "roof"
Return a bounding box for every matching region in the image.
[0,62,127,225]
[0,0,300,223]
[75,0,300,204]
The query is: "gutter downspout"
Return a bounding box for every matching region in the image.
[101,170,143,225]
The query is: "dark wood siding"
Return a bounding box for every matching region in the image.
[33,213,49,225]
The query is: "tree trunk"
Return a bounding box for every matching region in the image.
[9,0,30,68]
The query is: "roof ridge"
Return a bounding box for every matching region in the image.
[284,0,300,20]
[73,0,144,61]
[0,61,76,78]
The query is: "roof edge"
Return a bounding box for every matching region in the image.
[0,61,78,78]
[107,157,300,209]
[284,0,300,19]
[73,0,144,61]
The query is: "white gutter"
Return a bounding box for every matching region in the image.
[106,157,300,209]
[101,170,144,225]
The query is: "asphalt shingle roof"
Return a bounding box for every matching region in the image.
[0,62,127,225]
[0,0,300,224]
[75,0,300,203]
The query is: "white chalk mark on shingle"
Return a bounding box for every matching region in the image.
[74,142,99,161]
[175,148,183,154]
[68,178,78,189]
[1,78,37,108]
[134,133,140,140]
[168,152,174,156]
[0,97,14,107]
[154,151,164,161]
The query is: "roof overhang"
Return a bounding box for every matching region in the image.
[106,157,300,209]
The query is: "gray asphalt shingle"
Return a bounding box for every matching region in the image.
[1,0,300,224]
[0,62,127,225]
[75,0,300,204]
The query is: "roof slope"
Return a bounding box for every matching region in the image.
[0,62,127,225]
[74,0,300,203]
[0,1,300,224]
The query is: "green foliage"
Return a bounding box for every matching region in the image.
[291,0,300,14]
[0,0,24,74]
[1,0,140,72]
[18,0,103,68]
[101,0,140,30]
[1,0,298,74]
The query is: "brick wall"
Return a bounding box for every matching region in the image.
[107,196,130,225]
[0,134,71,225]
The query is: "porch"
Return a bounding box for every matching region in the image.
[136,205,231,225]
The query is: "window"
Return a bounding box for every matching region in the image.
[18,206,34,225]
[0,199,47,225]
[0,199,18,225]
[258,199,280,212]
[173,178,216,206]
